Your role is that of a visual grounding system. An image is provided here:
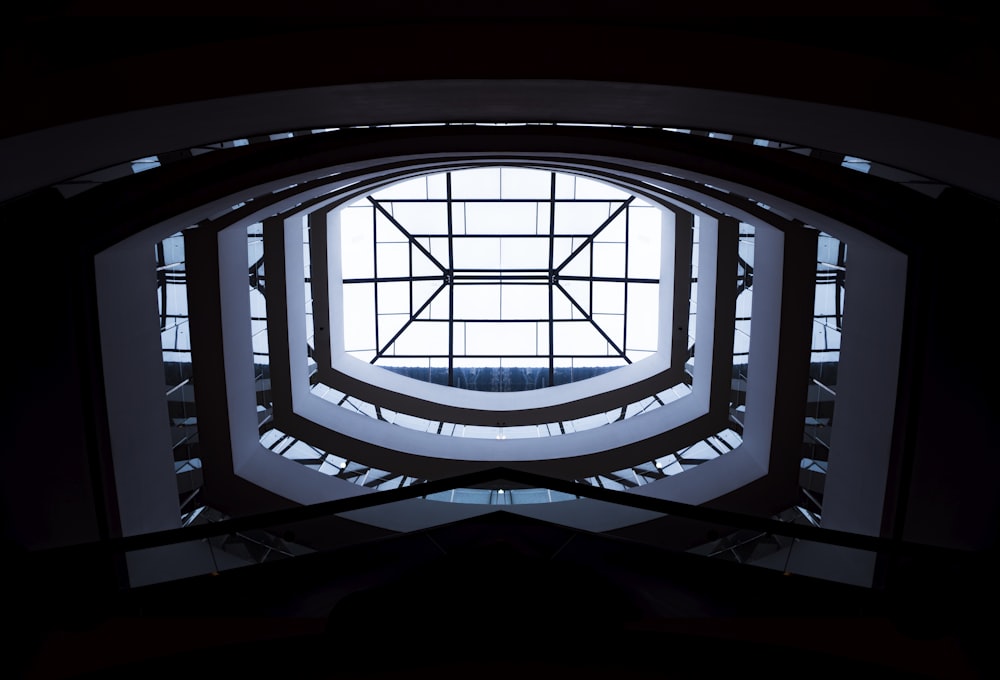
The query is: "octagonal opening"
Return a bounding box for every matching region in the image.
[338,167,663,392]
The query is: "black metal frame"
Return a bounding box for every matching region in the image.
[341,171,654,387]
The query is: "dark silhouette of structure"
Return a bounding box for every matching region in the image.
[5,9,998,679]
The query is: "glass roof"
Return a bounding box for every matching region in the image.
[338,167,662,391]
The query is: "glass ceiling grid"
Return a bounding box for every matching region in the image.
[340,168,660,392]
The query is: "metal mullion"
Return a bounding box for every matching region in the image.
[410,233,552,239]
[372,204,379,354]
[554,196,634,272]
[559,274,658,284]
[369,197,448,272]
[453,267,550,272]
[409,236,414,320]
[623,201,630,352]
[343,275,443,284]
[548,172,556,386]
[447,172,455,387]
[555,282,630,362]
[377,198,617,203]
[589,226,594,320]
[449,317,552,324]
[452,274,549,281]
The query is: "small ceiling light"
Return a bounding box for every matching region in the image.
[498,489,504,494]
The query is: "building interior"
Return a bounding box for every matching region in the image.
[5,8,999,679]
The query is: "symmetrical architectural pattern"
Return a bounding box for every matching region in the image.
[40,112,919,590]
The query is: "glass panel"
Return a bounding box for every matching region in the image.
[375,242,408,275]
[412,280,442,316]
[560,279,590,312]
[626,283,659,351]
[376,315,408,352]
[427,172,447,199]
[498,237,549,269]
[465,202,538,235]
[390,201,448,234]
[391,321,449,356]
[450,167,500,198]
[592,313,624,349]
[453,237,501,269]
[554,202,610,234]
[371,175,428,199]
[536,203,552,234]
[454,285,500,319]
[575,175,629,199]
[561,244,591,277]
[628,210,662,278]
[426,237,450,271]
[594,210,627,242]
[592,281,625,314]
[554,321,609,356]
[334,167,668,391]
[593,243,626,278]
[554,172,574,199]
[342,284,375,351]
[465,322,537,356]
[500,167,552,198]
[374,211,407,242]
[552,286,573,319]
[376,281,410,314]
[499,284,549,320]
[340,209,374,279]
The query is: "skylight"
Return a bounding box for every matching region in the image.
[338,167,662,391]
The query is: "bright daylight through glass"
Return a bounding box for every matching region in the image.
[339,167,662,391]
